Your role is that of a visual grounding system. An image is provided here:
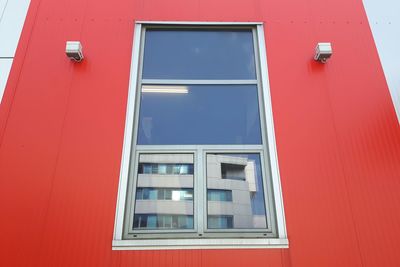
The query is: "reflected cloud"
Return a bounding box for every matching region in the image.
[142,85,189,94]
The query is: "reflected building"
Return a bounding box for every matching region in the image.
[133,153,266,230]
[133,154,195,229]
[207,154,267,229]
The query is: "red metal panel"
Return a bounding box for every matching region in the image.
[266,21,365,267]
[0,0,399,266]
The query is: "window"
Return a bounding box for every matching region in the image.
[113,22,287,249]
[207,189,232,202]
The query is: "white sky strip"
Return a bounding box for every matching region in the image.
[0,58,12,102]
[0,0,30,103]
[363,0,400,120]
[0,0,30,57]
[0,0,8,22]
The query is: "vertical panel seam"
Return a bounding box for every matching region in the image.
[324,67,366,267]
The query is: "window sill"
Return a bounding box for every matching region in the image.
[112,238,289,250]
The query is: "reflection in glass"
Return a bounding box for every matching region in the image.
[136,188,193,201]
[134,214,193,229]
[207,189,232,202]
[133,154,194,230]
[206,154,267,229]
[142,29,256,80]
[138,163,194,175]
[208,215,233,229]
[137,85,262,145]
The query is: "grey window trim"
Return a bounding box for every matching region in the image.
[141,79,258,85]
[135,145,265,151]
[256,24,287,239]
[136,21,263,25]
[113,23,142,240]
[113,22,288,250]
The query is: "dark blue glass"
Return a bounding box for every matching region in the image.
[137,85,262,145]
[142,29,256,80]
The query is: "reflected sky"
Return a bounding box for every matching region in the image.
[137,85,262,145]
[142,29,256,80]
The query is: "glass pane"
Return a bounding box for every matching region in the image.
[138,163,194,175]
[133,214,193,229]
[135,188,194,201]
[133,154,194,230]
[135,188,142,200]
[164,189,172,200]
[208,215,233,229]
[206,154,267,229]
[207,189,232,201]
[142,29,256,80]
[149,189,157,200]
[137,85,262,145]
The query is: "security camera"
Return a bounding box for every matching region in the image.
[314,42,332,63]
[65,41,84,62]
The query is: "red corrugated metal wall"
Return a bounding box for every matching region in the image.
[0,0,399,266]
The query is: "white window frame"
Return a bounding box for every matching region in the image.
[113,21,288,250]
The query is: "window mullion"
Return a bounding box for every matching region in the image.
[131,27,147,148]
[141,79,258,85]
[196,147,205,235]
[136,145,264,151]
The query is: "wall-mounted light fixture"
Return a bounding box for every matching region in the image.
[314,42,332,63]
[65,41,84,62]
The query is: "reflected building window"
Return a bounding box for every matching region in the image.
[207,190,233,202]
[134,214,194,229]
[208,215,234,229]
